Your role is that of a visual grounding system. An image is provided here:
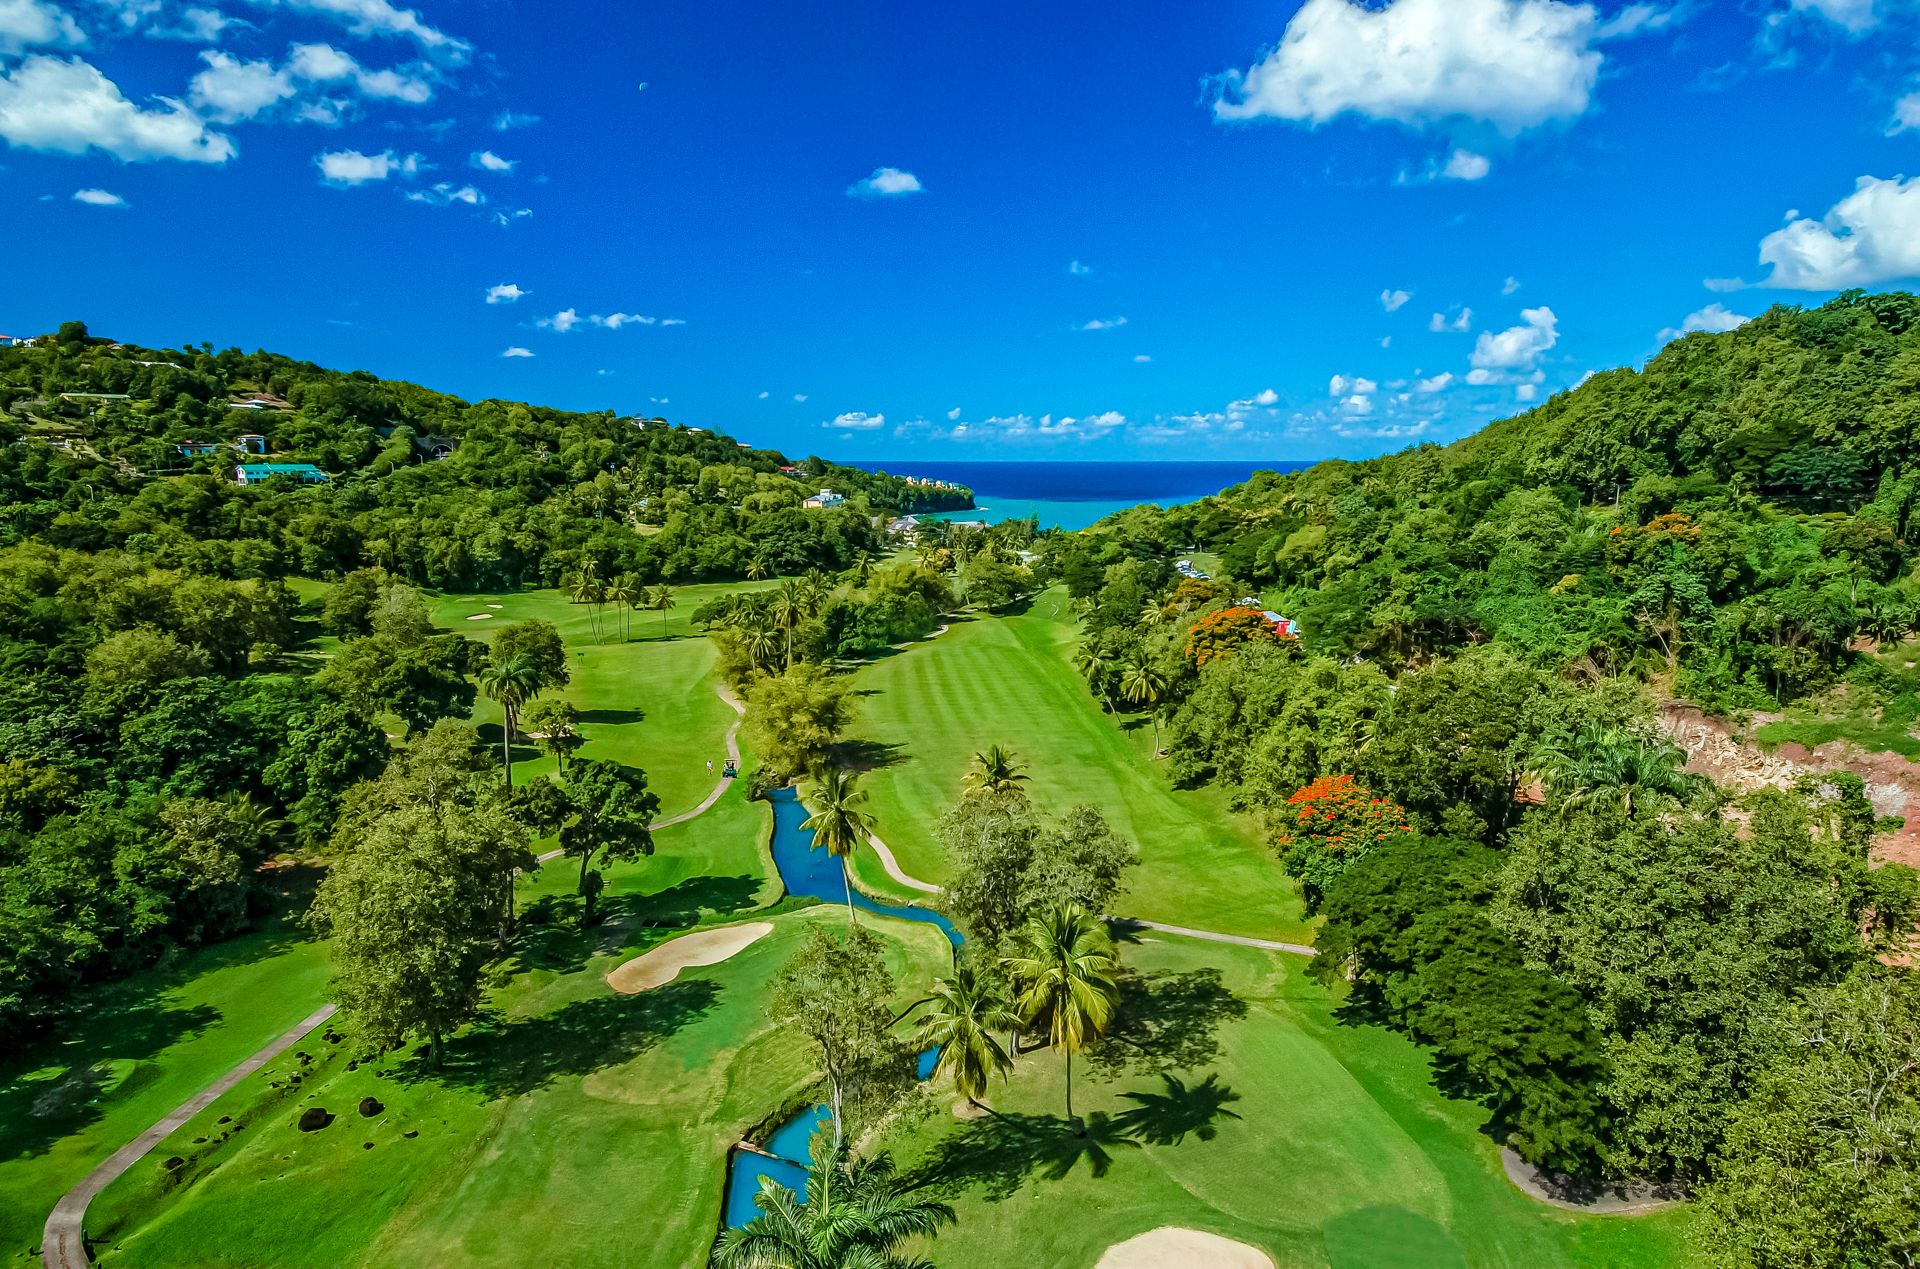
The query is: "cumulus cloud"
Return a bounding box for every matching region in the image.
[1890,93,1920,135]
[825,411,885,431]
[1429,307,1472,332]
[470,148,513,172]
[1657,303,1751,343]
[537,307,684,331]
[1502,275,1521,294]
[1254,387,1279,405]
[1469,306,1559,379]
[500,346,533,358]
[1068,259,1092,276]
[1328,374,1378,395]
[1790,0,1879,32]
[1515,383,1538,401]
[946,406,961,419]
[72,186,126,206]
[847,166,923,197]
[484,282,525,304]
[1416,371,1454,392]
[315,147,418,184]
[405,180,481,205]
[152,7,240,41]
[1132,354,1152,363]
[1077,316,1127,331]
[1754,175,1920,290]
[0,0,85,56]
[243,0,468,56]
[1212,0,1619,136]
[1442,148,1491,180]
[189,51,295,121]
[1381,288,1412,312]
[189,43,433,123]
[0,55,235,162]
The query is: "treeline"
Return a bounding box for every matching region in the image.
[0,321,970,593]
[1044,291,1920,1267]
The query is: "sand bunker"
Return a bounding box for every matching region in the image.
[487,604,503,610]
[1096,1229,1274,1269]
[465,613,494,621]
[605,922,773,993]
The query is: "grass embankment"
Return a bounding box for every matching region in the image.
[882,935,1693,1269]
[85,789,951,1269]
[844,589,1312,944]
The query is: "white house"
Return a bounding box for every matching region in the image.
[803,488,847,510]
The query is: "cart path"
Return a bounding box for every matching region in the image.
[42,1004,339,1269]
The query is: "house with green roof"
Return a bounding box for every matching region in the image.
[233,462,328,486]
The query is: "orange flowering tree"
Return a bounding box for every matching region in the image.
[1184,606,1289,667]
[1270,775,1412,908]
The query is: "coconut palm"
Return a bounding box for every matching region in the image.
[918,964,1020,1111]
[1002,903,1119,1130]
[1529,723,1692,817]
[1072,645,1117,714]
[712,1135,953,1269]
[963,744,1029,800]
[605,574,636,642]
[745,556,770,582]
[478,653,544,790]
[1120,658,1168,755]
[801,766,875,925]
[648,583,677,640]
[772,578,807,669]
[845,551,874,588]
[801,567,833,613]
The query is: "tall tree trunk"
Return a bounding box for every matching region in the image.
[1065,1046,1075,1130]
[841,857,858,926]
[501,705,515,791]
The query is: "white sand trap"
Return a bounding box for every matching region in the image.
[605,922,773,994]
[1096,1229,1275,1269]
[487,604,503,609]
[465,613,494,621]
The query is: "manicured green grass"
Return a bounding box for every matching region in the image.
[844,589,1313,943]
[86,788,950,1268]
[0,878,330,1268]
[1753,716,1920,761]
[883,934,1693,1269]
[429,585,768,819]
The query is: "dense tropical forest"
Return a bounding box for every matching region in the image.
[1050,289,1920,1265]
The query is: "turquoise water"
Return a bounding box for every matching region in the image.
[857,460,1313,531]
[722,789,958,1229]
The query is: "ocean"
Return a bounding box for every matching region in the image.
[854,460,1311,531]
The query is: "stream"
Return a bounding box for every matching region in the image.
[722,787,961,1228]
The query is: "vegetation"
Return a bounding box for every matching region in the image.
[714,1133,955,1269]
[1002,903,1121,1127]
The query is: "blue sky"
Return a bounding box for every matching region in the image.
[3,0,1919,460]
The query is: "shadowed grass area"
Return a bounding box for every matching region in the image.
[881,935,1694,1269]
[843,589,1312,943]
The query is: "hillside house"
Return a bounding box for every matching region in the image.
[234,462,328,486]
[802,489,846,509]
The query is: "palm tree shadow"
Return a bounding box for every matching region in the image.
[1109,1073,1242,1145]
[577,707,646,725]
[908,1111,1140,1202]
[1084,968,1249,1078]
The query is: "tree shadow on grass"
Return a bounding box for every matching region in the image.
[1083,968,1249,1079]
[400,979,720,1099]
[832,738,908,773]
[908,1110,1141,1202]
[577,707,647,725]
[511,874,763,973]
[1110,1073,1242,1145]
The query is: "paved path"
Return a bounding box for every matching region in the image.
[42,1004,338,1269]
[48,690,751,1266]
[862,830,941,895]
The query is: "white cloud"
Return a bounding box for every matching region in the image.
[1328,374,1377,395]
[1077,316,1127,331]
[1790,0,1879,32]
[152,7,239,40]
[847,166,923,197]
[757,390,769,399]
[1502,275,1521,294]
[826,411,885,431]
[1132,353,1152,363]
[484,283,525,304]
[538,308,683,331]
[315,147,417,184]
[72,186,126,206]
[1470,305,1559,375]
[794,393,808,403]
[244,0,467,55]
[501,346,533,358]
[1442,148,1491,181]
[471,149,514,172]
[0,55,235,162]
[1416,371,1454,392]
[539,307,581,333]
[0,0,84,56]
[1656,303,1751,343]
[405,180,481,205]
[1212,0,1618,136]
[1515,383,1538,401]
[492,109,537,130]
[1429,307,1472,332]
[189,51,294,121]
[1341,393,1375,416]
[1381,287,1411,312]
[1890,93,1920,135]
[1755,175,1920,290]
[1068,259,1092,276]
[287,43,432,103]
[491,206,532,227]
[1595,3,1676,38]
[1254,387,1280,405]
[946,406,961,419]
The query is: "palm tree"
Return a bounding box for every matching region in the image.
[772,579,807,670]
[963,744,1029,800]
[649,583,677,640]
[801,766,875,924]
[605,574,637,642]
[1120,658,1168,755]
[745,556,770,582]
[712,1135,954,1269]
[1136,599,1163,631]
[569,563,606,643]
[1529,723,1692,817]
[1002,903,1120,1130]
[801,567,833,613]
[918,964,1020,1112]
[845,551,874,588]
[478,653,544,790]
[743,624,781,675]
[1072,645,1117,714]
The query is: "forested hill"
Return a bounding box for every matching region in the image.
[0,321,970,591]
[1117,289,1920,711]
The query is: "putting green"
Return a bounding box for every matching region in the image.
[844,590,1312,943]
[881,935,1693,1269]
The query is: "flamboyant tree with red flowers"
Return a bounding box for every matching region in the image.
[1184,606,1291,667]
[1270,775,1411,908]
